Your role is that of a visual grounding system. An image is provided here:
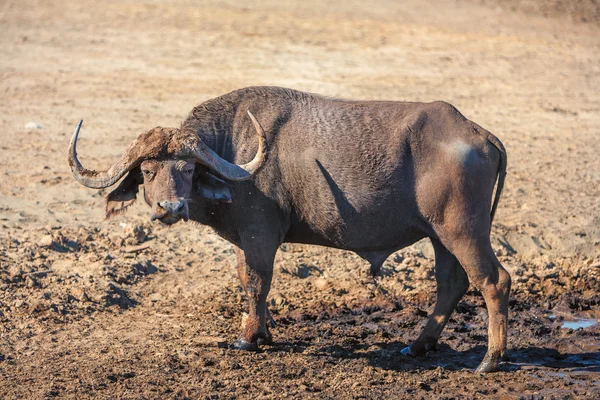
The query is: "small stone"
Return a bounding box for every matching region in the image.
[29,300,48,312]
[8,266,24,283]
[123,225,147,246]
[149,292,162,302]
[39,235,54,248]
[314,278,330,291]
[270,294,286,307]
[71,287,90,302]
[25,276,36,288]
[25,121,43,130]
[109,233,123,246]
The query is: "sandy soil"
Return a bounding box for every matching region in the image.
[1,0,599,398]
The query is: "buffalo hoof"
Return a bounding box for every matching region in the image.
[401,342,433,358]
[257,335,273,346]
[475,353,501,373]
[229,339,259,352]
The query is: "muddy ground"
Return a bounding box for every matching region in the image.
[0,0,599,398]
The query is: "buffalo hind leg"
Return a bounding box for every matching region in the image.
[444,236,511,372]
[230,242,277,351]
[402,238,469,357]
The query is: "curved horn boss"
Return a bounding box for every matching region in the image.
[68,110,267,188]
[192,111,268,181]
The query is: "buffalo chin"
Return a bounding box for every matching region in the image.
[156,215,182,225]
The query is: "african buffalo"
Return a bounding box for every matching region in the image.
[68,86,509,372]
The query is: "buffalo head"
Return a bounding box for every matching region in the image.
[67,111,267,224]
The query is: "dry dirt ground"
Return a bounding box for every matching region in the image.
[1,0,599,398]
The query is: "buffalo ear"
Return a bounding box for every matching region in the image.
[104,168,142,218]
[198,172,233,203]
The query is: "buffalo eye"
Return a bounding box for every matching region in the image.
[142,169,155,180]
[183,168,194,176]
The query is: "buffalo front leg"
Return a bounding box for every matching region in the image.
[230,243,277,351]
[234,245,276,329]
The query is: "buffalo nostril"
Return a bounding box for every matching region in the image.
[158,200,185,214]
[174,202,184,213]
